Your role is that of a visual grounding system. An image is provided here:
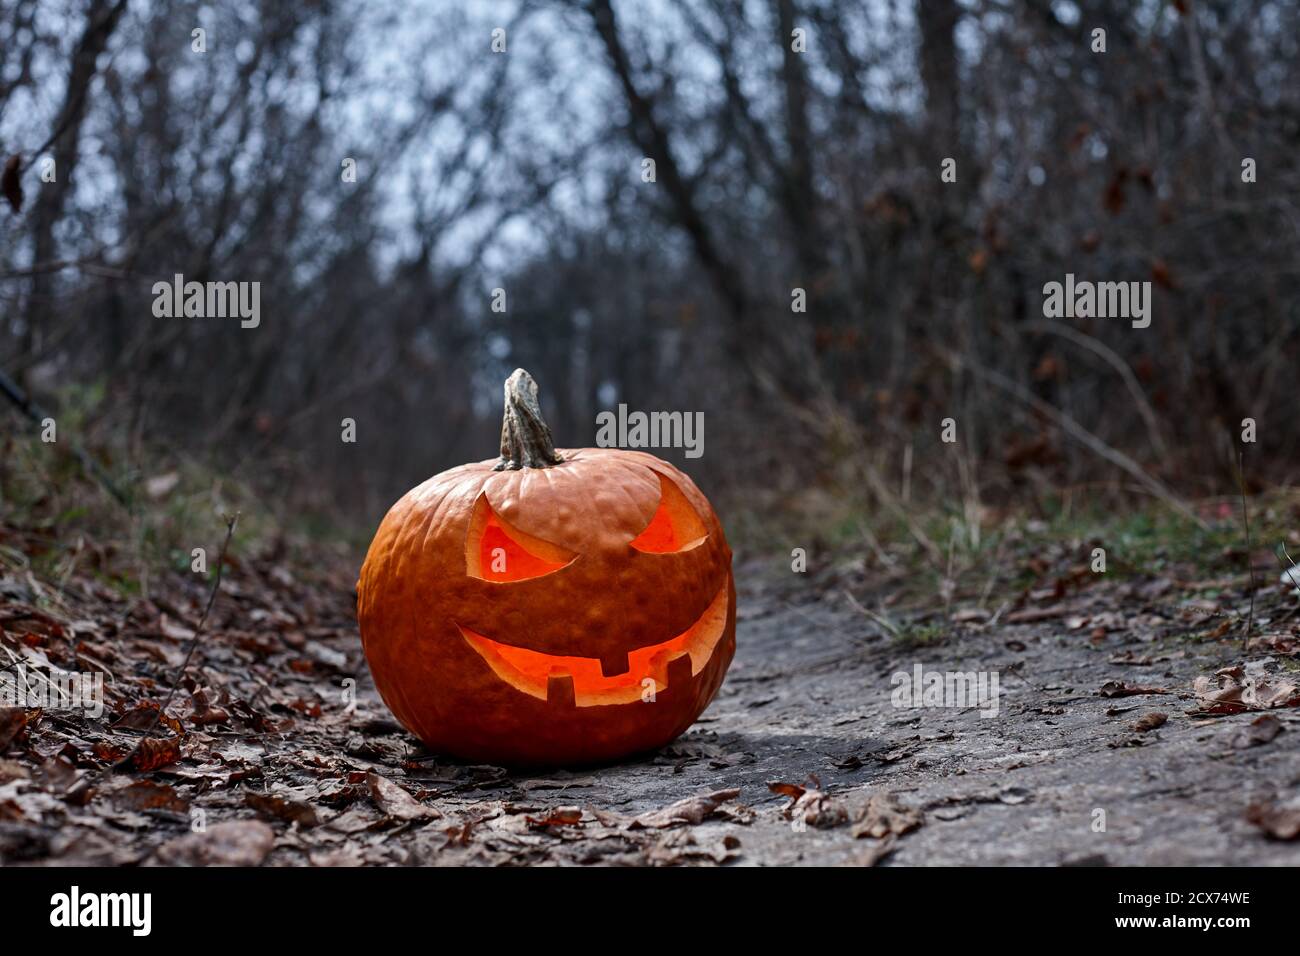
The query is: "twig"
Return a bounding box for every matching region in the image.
[1001,660,1052,697]
[1234,449,1256,651]
[855,516,897,568]
[943,524,957,622]
[988,599,1010,627]
[1022,319,1169,458]
[111,513,239,772]
[945,350,1207,530]
[1281,544,1300,590]
[1273,545,1300,620]
[842,589,904,641]
[0,257,134,281]
[977,534,1007,611]
[859,461,944,568]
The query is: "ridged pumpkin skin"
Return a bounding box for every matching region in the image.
[356,448,735,766]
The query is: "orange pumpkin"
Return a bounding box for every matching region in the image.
[356,369,735,765]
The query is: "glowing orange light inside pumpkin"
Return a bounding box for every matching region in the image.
[629,500,679,552]
[457,473,722,707]
[629,475,708,553]
[479,514,568,581]
[458,582,729,706]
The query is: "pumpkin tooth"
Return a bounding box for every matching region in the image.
[666,651,693,691]
[546,670,576,707]
[599,651,630,678]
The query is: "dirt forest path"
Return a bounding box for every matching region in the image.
[667,570,1300,866]
[2,532,1299,866]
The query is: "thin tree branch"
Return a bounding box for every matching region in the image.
[945,350,1207,530]
[112,513,239,772]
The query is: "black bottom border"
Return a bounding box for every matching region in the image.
[0,865,1283,943]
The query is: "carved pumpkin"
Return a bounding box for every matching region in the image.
[356,369,735,765]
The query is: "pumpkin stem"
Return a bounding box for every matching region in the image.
[495,368,564,470]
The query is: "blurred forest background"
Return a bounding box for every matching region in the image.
[2,0,1298,549]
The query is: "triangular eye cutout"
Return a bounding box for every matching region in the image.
[630,473,709,553]
[466,494,575,582]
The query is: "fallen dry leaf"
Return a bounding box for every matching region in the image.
[1100,680,1168,698]
[366,772,438,822]
[642,829,740,866]
[112,704,185,736]
[1133,712,1168,733]
[1006,606,1066,624]
[0,707,36,749]
[631,788,740,829]
[1192,665,1300,716]
[526,806,584,829]
[1246,634,1298,656]
[115,780,190,814]
[1232,714,1283,749]
[851,792,923,840]
[246,791,321,827]
[1109,650,1165,666]
[1249,679,1300,708]
[190,688,230,725]
[857,834,898,866]
[153,820,275,866]
[769,776,849,828]
[1246,800,1300,841]
[130,736,184,772]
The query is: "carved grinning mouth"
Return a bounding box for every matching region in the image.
[457,582,729,707]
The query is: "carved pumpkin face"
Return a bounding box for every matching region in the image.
[356,372,735,766]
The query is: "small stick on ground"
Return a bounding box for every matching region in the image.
[1281,545,1300,589]
[842,589,904,641]
[1271,544,1300,630]
[943,525,957,623]
[1235,450,1255,651]
[112,513,239,771]
[859,462,944,568]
